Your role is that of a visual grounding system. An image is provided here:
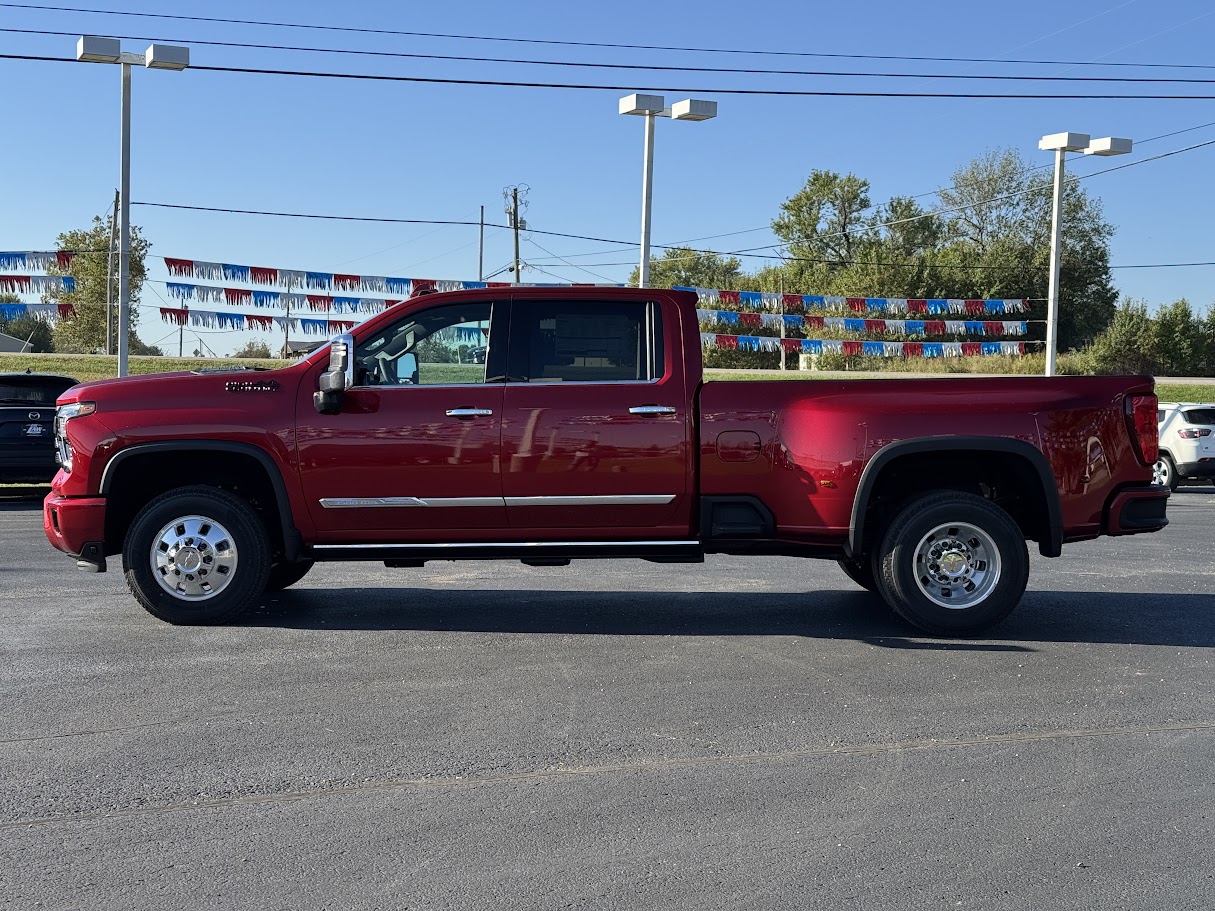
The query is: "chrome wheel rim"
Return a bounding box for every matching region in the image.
[913,521,1002,610]
[1153,458,1170,486]
[149,514,238,601]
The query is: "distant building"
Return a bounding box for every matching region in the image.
[0,331,32,353]
[280,340,325,359]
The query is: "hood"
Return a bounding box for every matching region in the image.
[57,366,303,407]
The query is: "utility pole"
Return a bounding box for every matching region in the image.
[105,188,118,355]
[117,57,132,375]
[512,187,521,284]
[504,185,528,285]
[281,273,297,359]
[178,301,187,356]
[478,205,485,282]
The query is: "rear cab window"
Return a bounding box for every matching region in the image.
[507,300,664,383]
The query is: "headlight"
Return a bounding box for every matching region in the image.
[55,401,96,473]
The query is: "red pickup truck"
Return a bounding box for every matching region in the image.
[44,287,1168,634]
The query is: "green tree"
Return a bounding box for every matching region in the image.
[772,170,875,266]
[630,247,745,290]
[935,149,1117,350]
[0,316,55,352]
[47,214,152,354]
[0,292,55,352]
[1200,305,1215,375]
[1084,299,1158,375]
[1152,299,1199,376]
[231,340,272,359]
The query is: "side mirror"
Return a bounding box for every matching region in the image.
[313,334,356,414]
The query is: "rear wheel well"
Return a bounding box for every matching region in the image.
[103,449,286,560]
[855,449,1052,557]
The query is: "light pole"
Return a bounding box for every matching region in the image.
[619,94,717,288]
[1038,131,1132,377]
[77,36,189,376]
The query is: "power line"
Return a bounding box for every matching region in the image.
[524,237,620,283]
[13,26,1215,84]
[4,3,1213,70]
[11,52,1215,99]
[654,118,1215,250]
[719,136,1215,256]
[124,133,1215,266]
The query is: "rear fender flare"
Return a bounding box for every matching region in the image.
[847,435,1062,559]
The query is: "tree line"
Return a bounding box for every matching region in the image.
[4,151,1213,375]
[633,148,1215,376]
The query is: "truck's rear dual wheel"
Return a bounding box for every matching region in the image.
[123,485,271,625]
[873,491,1029,635]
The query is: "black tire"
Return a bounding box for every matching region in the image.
[123,485,271,625]
[266,559,314,591]
[836,558,879,592]
[1154,453,1180,491]
[873,491,1029,636]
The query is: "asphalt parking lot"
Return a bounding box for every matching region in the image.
[1,489,1213,910]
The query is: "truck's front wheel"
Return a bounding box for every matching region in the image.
[874,491,1028,635]
[123,486,271,624]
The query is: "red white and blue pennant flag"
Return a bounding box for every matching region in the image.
[0,275,76,293]
[159,307,357,335]
[679,287,1028,315]
[165,283,394,313]
[164,257,511,295]
[696,310,1027,337]
[701,334,1027,358]
[0,252,77,271]
[0,302,71,321]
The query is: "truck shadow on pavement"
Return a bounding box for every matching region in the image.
[241,588,1215,650]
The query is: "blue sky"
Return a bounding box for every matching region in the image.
[2,0,1214,354]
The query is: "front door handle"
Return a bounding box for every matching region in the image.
[629,405,677,416]
[446,408,494,418]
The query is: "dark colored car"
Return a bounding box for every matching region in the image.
[1,372,79,483]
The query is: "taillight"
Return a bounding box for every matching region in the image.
[1126,394,1159,466]
[1178,428,1212,439]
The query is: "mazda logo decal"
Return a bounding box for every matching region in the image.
[29,412,40,420]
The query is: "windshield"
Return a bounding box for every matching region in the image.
[0,377,76,406]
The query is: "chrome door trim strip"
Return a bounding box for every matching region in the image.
[320,497,506,509]
[313,540,700,551]
[320,494,678,509]
[503,495,676,507]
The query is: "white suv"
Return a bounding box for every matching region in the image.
[1155,402,1215,490]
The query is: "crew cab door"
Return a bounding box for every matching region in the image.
[296,300,507,540]
[499,296,692,536]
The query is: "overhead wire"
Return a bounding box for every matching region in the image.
[11,52,1215,99]
[118,132,1215,270]
[4,2,1213,70]
[12,26,1215,84]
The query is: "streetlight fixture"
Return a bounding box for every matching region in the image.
[76,36,190,376]
[1038,130,1132,377]
[620,93,717,288]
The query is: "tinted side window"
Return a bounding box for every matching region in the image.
[1184,408,1215,426]
[355,303,493,386]
[513,301,663,383]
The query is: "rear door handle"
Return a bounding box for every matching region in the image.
[629,405,677,415]
[446,408,494,418]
